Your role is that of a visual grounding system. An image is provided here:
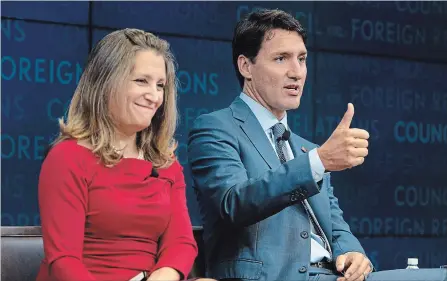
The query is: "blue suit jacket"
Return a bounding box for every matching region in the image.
[187,97,365,281]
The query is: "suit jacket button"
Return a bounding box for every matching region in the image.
[300,231,309,239]
[299,266,307,273]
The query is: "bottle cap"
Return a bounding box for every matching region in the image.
[408,258,418,265]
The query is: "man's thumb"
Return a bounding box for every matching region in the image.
[338,103,354,129]
[336,255,346,272]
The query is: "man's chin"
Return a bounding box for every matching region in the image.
[284,101,301,111]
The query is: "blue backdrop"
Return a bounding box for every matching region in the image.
[2,1,447,271]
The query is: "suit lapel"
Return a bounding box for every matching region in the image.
[230,98,281,169]
[289,133,305,158]
[241,115,281,169]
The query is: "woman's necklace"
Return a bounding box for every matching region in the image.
[112,146,144,160]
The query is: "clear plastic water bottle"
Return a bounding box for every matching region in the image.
[406,258,419,269]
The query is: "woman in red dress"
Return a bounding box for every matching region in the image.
[37,28,213,281]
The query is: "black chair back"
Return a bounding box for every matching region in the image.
[1,226,44,281]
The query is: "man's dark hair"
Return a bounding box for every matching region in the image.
[232,9,307,88]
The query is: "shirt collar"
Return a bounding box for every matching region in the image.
[239,92,289,133]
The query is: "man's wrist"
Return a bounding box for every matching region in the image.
[316,147,328,171]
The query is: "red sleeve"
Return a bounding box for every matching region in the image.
[151,161,198,279]
[38,142,96,281]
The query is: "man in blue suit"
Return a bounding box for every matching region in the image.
[188,9,447,281]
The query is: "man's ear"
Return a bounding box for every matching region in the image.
[237,55,253,81]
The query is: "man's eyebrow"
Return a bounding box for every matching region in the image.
[272,51,307,56]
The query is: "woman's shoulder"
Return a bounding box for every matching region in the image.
[45,139,96,164]
[157,157,184,180]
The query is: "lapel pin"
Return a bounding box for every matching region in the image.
[301,146,308,153]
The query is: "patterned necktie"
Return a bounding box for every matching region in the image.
[271,123,333,259]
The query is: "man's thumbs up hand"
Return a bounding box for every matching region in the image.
[317,103,370,171]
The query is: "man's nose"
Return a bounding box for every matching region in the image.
[287,61,305,80]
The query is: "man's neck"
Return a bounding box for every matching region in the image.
[242,84,286,120]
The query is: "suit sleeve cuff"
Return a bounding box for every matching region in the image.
[308,148,325,183]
